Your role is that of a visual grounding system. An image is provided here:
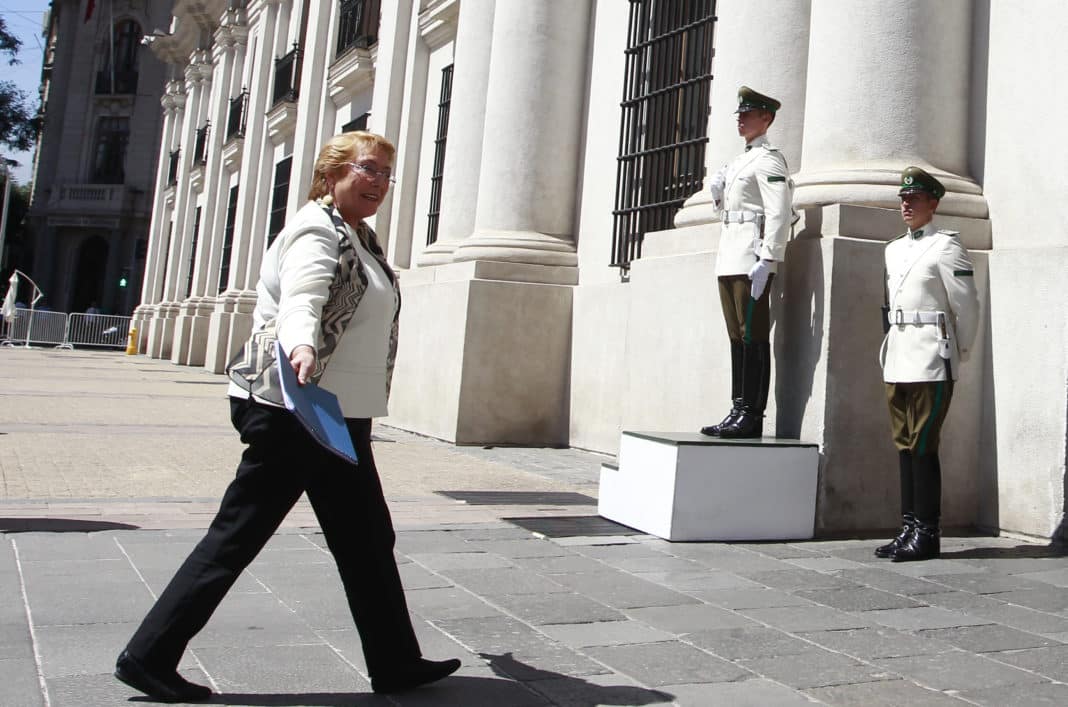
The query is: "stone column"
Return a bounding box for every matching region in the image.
[204,0,281,372]
[675,0,812,228]
[361,0,415,252]
[416,0,495,265]
[132,82,183,353]
[288,0,335,213]
[451,1,591,266]
[793,0,986,218]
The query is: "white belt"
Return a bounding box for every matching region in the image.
[888,309,943,326]
[722,210,764,225]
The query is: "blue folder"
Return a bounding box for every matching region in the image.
[275,341,358,465]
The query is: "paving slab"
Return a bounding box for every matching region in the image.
[798,626,955,659]
[625,603,758,633]
[538,620,675,648]
[739,605,873,632]
[548,571,702,610]
[985,644,1068,681]
[667,678,815,706]
[584,640,753,686]
[739,646,895,689]
[488,592,625,625]
[917,623,1062,653]
[684,626,814,660]
[864,606,993,631]
[805,679,970,706]
[794,586,925,611]
[873,650,1048,691]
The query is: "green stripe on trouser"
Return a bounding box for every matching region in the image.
[743,297,755,344]
[916,381,945,456]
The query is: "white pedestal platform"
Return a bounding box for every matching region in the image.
[598,431,820,542]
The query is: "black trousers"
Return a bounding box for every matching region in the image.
[125,397,420,679]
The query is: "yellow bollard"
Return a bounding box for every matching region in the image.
[126,326,139,355]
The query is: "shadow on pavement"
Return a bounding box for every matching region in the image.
[0,518,140,532]
[481,651,674,705]
[192,694,385,706]
[503,514,640,538]
[939,544,1068,559]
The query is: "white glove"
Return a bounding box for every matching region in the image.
[748,259,772,300]
[708,171,726,209]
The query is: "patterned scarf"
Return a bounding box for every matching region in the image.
[226,200,399,404]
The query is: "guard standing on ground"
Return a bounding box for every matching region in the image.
[700,86,793,439]
[875,166,979,562]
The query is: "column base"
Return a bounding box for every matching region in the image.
[204,289,257,373]
[452,229,578,267]
[414,240,457,266]
[794,165,989,219]
[672,189,720,229]
[387,261,574,445]
[146,302,180,360]
[130,304,157,355]
[171,296,218,366]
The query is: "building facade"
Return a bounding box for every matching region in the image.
[134,0,1068,542]
[27,0,173,315]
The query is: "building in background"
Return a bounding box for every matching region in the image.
[26,0,172,315]
[134,0,1068,544]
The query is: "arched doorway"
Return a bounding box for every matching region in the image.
[71,236,109,313]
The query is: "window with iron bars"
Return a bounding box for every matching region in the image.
[166,148,180,186]
[612,0,716,269]
[226,90,248,141]
[186,206,201,298]
[272,45,302,107]
[193,123,210,166]
[337,0,381,57]
[426,64,453,246]
[267,157,293,248]
[218,186,239,294]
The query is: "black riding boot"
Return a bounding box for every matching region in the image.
[892,453,941,562]
[719,341,770,439]
[701,340,744,436]
[875,450,915,558]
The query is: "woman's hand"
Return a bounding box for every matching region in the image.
[289,345,316,385]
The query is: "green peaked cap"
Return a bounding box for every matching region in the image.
[898,166,946,199]
[735,85,781,114]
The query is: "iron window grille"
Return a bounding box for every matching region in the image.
[218,186,239,294]
[166,148,180,186]
[193,123,210,166]
[226,90,248,141]
[342,113,369,133]
[426,64,453,246]
[272,44,302,107]
[186,206,201,298]
[612,0,716,269]
[267,157,293,248]
[337,0,381,57]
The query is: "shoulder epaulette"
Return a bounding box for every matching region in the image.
[936,228,960,238]
[889,232,908,243]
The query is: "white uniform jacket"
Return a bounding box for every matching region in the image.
[708,135,793,276]
[879,224,979,382]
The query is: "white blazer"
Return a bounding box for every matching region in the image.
[879,224,979,382]
[709,135,793,276]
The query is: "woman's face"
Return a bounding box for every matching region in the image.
[328,145,394,224]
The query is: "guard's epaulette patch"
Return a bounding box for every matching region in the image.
[936,229,960,238]
[768,175,785,182]
[953,269,974,277]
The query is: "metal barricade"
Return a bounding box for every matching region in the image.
[65,313,132,349]
[0,310,69,347]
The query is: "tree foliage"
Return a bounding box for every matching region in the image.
[0,17,39,167]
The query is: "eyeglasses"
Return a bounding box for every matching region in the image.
[346,162,396,185]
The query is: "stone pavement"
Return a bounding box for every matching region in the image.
[2,348,1068,706]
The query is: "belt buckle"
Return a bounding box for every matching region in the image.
[894,309,904,326]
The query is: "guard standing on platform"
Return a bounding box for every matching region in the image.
[700,86,793,439]
[875,166,979,562]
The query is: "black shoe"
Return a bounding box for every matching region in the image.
[890,521,940,562]
[875,513,915,558]
[371,657,461,694]
[700,405,741,436]
[115,650,211,703]
[717,412,763,439]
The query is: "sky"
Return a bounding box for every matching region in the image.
[1,1,51,185]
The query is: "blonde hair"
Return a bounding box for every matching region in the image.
[307,131,397,201]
